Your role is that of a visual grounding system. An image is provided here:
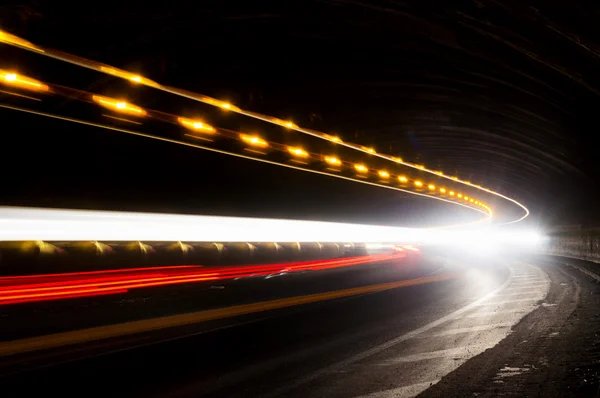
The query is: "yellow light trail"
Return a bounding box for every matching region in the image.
[324,155,341,166]
[361,146,376,154]
[92,95,146,116]
[0,89,41,101]
[102,114,142,125]
[0,30,43,52]
[0,69,49,92]
[378,170,390,179]
[0,103,491,225]
[0,68,489,215]
[177,117,216,134]
[323,134,342,143]
[0,30,528,223]
[354,164,368,173]
[0,70,488,213]
[240,133,268,148]
[288,146,309,158]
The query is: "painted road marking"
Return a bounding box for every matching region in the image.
[0,273,454,357]
[504,284,546,290]
[463,310,528,318]
[498,292,543,297]
[513,275,545,279]
[478,298,540,306]
[384,344,490,364]
[355,380,440,398]
[267,262,550,398]
[265,266,518,398]
[511,281,548,285]
[423,323,513,338]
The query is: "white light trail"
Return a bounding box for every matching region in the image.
[0,207,424,243]
[0,207,540,247]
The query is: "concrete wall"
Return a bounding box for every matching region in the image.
[541,227,600,264]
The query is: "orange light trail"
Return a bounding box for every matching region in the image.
[177,117,216,134]
[0,67,491,218]
[0,69,49,92]
[0,30,528,223]
[92,95,146,116]
[0,104,491,223]
[0,81,488,213]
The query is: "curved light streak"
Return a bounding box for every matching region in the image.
[0,103,490,227]
[0,206,446,242]
[0,31,528,223]
[2,72,491,214]
[0,74,491,216]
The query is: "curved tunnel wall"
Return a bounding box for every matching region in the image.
[541,227,600,264]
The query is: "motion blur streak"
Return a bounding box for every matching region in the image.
[0,253,405,306]
[0,30,529,223]
[0,206,485,242]
[0,265,198,282]
[0,206,541,251]
[2,75,493,213]
[0,30,43,52]
[0,69,49,92]
[0,104,489,224]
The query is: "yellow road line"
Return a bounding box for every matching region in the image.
[0,274,454,357]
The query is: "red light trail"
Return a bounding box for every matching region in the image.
[0,252,410,306]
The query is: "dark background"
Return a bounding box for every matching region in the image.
[2,0,600,228]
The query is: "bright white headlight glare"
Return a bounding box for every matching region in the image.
[0,207,542,246]
[0,207,426,243]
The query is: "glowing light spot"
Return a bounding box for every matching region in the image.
[177,117,216,133]
[288,146,309,158]
[354,164,368,173]
[324,156,341,166]
[240,134,268,147]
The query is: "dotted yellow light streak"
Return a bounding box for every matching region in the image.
[0,31,525,223]
[0,103,491,226]
[1,77,493,215]
[0,68,491,215]
[9,72,488,215]
[0,70,487,213]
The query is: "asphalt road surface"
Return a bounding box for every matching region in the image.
[1,254,598,397]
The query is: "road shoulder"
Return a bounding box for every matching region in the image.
[421,256,600,397]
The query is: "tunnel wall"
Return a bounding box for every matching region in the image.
[540,226,600,263]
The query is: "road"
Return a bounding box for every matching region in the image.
[1,254,597,397]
